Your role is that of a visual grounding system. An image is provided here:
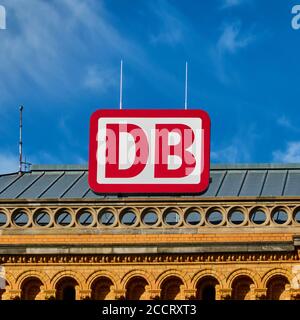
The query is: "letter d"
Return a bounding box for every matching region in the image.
[105,123,149,178]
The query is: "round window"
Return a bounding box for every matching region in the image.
[206,210,223,225]
[272,209,288,225]
[77,210,93,226]
[12,210,29,227]
[120,211,137,226]
[250,210,266,225]
[228,210,245,225]
[142,211,158,226]
[0,211,7,227]
[34,210,51,227]
[294,209,300,223]
[185,210,201,225]
[55,210,72,226]
[99,210,115,226]
[164,211,180,226]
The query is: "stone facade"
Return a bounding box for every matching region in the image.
[0,196,300,300]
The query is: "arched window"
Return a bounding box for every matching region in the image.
[161,276,183,300]
[196,276,219,300]
[91,277,114,300]
[21,277,43,300]
[232,276,254,300]
[55,277,78,300]
[266,275,289,300]
[126,277,148,300]
[63,286,76,300]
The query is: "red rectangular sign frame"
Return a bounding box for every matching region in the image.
[88,109,210,194]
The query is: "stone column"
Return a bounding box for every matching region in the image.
[215,285,221,300]
[179,284,186,300]
[284,284,292,300]
[249,284,256,300]
[75,285,81,300]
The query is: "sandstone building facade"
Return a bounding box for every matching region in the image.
[0,163,300,300]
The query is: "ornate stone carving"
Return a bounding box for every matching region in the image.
[253,289,267,300]
[114,290,126,300]
[0,251,297,265]
[148,290,161,300]
[218,289,231,300]
[79,290,92,300]
[184,289,196,300]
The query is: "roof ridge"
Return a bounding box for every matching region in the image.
[31,164,88,171]
[29,163,300,172]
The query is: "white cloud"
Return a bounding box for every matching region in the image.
[149,0,186,46]
[211,143,251,163]
[273,142,300,163]
[212,125,258,163]
[83,65,117,92]
[0,0,180,114]
[0,147,87,175]
[211,145,240,163]
[0,153,19,174]
[221,0,245,9]
[277,116,300,132]
[212,22,255,83]
[0,150,61,175]
[0,0,145,107]
[217,23,254,54]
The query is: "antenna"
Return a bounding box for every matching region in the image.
[18,106,31,174]
[19,106,23,173]
[119,59,123,110]
[184,61,188,110]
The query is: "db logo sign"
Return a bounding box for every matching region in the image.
[88,110,210,194]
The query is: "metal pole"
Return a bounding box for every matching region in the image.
[185,61,188,110]
[119,59,123,110]
[19,106,23,173]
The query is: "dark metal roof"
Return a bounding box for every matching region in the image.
[0,164,300,199]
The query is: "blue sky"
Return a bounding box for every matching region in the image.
[0,0,300,173]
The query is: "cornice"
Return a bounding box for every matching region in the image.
[0,250,298,265]
[0,196,300,205]
[0,241,295,255]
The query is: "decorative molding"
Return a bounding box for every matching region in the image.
[0,252,298,265]
[1,202,300,231]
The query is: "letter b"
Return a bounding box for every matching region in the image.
[154,124,196,178]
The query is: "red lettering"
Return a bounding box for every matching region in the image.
[154,124,196,178]
[105,124,148,178]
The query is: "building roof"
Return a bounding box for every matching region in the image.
[0,163,300,200]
